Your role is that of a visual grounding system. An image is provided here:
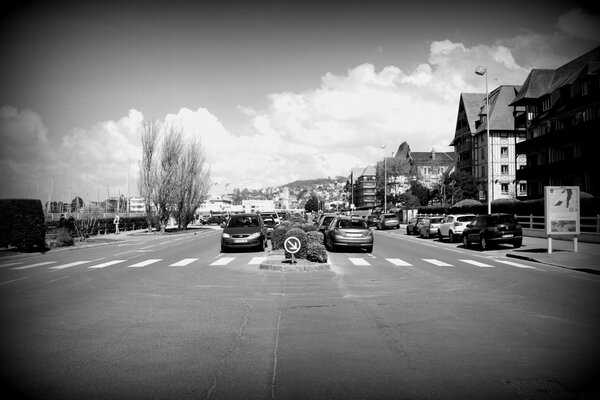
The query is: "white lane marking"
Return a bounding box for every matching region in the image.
[49,261,92,270]
[88,260,126,269]
[12,261,57,270]
[0,262,23,268]
[349,258,371,266]
[496,260,543,270]
[170,258,199,266]
[210,257,235,266]
[387,258,413,266]
[128,259,162,268]
[0,277,30,285]
[460,259,495,268]
[249,257,267,265]
[423,259,454,267]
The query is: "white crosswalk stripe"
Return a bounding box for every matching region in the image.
[169,258,199,266]
[460,259,494,268]
[423,259,454,267]
[495,260,542,270]
[129,259,162,268]
[248,257,267,265]
[210,257,235,266]
[349,258,371,266]
[386,258,413,266]
[12,261,57,270]
[50,261,92,270]
[88,260,126,269]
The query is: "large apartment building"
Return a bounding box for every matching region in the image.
[510,46,600,198]
[451,85,527,201]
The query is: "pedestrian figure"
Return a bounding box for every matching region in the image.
[113,213,120,234]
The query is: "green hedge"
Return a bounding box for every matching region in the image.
[0,199,46,250]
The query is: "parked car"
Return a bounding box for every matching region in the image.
[314,213,337,233]
[376,213,400,230]
[366,214,379,227]
[462,213,523,250]
[259,211,280,224]
[406,216,425,235]
[262,216,278,239]
[324,216,373,252]
[418,216,445,238]
[221,213,267,252]
[438,214,476,242]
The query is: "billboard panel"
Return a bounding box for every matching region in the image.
[544,186,580,235]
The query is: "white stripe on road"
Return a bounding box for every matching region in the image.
[210,257,235,266]
[423,259,454,267]
[387,258,413,266]
[0,262,24,268]
[128,259,162,268]
[88,260,126,269]
[12,261,56,270]
[349,258,371,266]
[249,257,267,265]
[460,259,495,268]
[170,258,199,266]
[496,260,542,270]
[49,261,92,270]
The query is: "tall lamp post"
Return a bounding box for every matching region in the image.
[475,66,492,214]
[381,145,387,214]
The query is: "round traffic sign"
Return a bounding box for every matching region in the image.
[283,236,301,254]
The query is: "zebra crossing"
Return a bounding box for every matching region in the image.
[2,255,543,271]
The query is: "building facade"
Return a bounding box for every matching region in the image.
[451,85,527,201]
[394,142,456,189]
[349,166,377,209]
[510,46,600,198]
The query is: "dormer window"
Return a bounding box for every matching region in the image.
[542,97,551,111]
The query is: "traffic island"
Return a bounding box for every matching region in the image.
[259,249,330,271]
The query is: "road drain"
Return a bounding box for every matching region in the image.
[505,377,567,399]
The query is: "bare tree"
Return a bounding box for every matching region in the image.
[138,120,160,232]
[175,137,210,229]
[139,120,211,233]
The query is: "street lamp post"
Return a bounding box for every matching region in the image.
[475,66,492,214]
[381,145,387,214]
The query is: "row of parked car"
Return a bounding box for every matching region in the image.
[406,213,523,250]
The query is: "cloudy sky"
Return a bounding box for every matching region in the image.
[1,0,599,202]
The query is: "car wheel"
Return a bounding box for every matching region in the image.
[406,227,410,235]
[449,232,454,243]
[365,245,373,253]
[480,236,489,251]
[514,240,522,248]
[462,235,469,248]
[437,230,442,240]
[221,245,228,253]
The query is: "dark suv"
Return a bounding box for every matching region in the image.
[462,213,523,250]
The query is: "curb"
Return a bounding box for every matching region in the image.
[259,253,330,271]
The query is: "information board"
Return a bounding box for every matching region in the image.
[544,186,580,235]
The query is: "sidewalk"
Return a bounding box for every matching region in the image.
[507,235,600,274]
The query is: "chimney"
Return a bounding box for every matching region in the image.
[431,148,436,160]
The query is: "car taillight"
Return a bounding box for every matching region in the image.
[454,222,460,227]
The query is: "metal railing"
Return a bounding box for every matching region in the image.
[515,214,600,234]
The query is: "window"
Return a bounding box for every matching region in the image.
[500,147,508,157]
[501,183,509,194]
[519,183,527,193]
[481,148,485,160]
[542,97,551,111]
[501,165,509,175]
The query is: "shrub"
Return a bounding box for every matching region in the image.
[0,199,46,250]
[272,223,293,250]
[299,223,318,232]
[306,230,324,246]
[48,227,74,247]
[306,242,328,263]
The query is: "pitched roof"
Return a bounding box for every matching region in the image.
[476,85,521,133]
[510,46,600,106]
[460,93,486,133]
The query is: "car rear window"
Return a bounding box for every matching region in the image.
[430,218,444,223]
[384,214,397,219]
[490,215,518,224]
[457,216,475,222]
[338,219,368,229]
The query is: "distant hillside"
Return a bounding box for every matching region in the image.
[283,177,347,187]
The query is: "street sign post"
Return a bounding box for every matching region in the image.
[284,236,301,264]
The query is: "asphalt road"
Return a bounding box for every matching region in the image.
[1,228,599,400]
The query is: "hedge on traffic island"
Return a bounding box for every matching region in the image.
[272,221,327,263]
[0,199,46,250]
